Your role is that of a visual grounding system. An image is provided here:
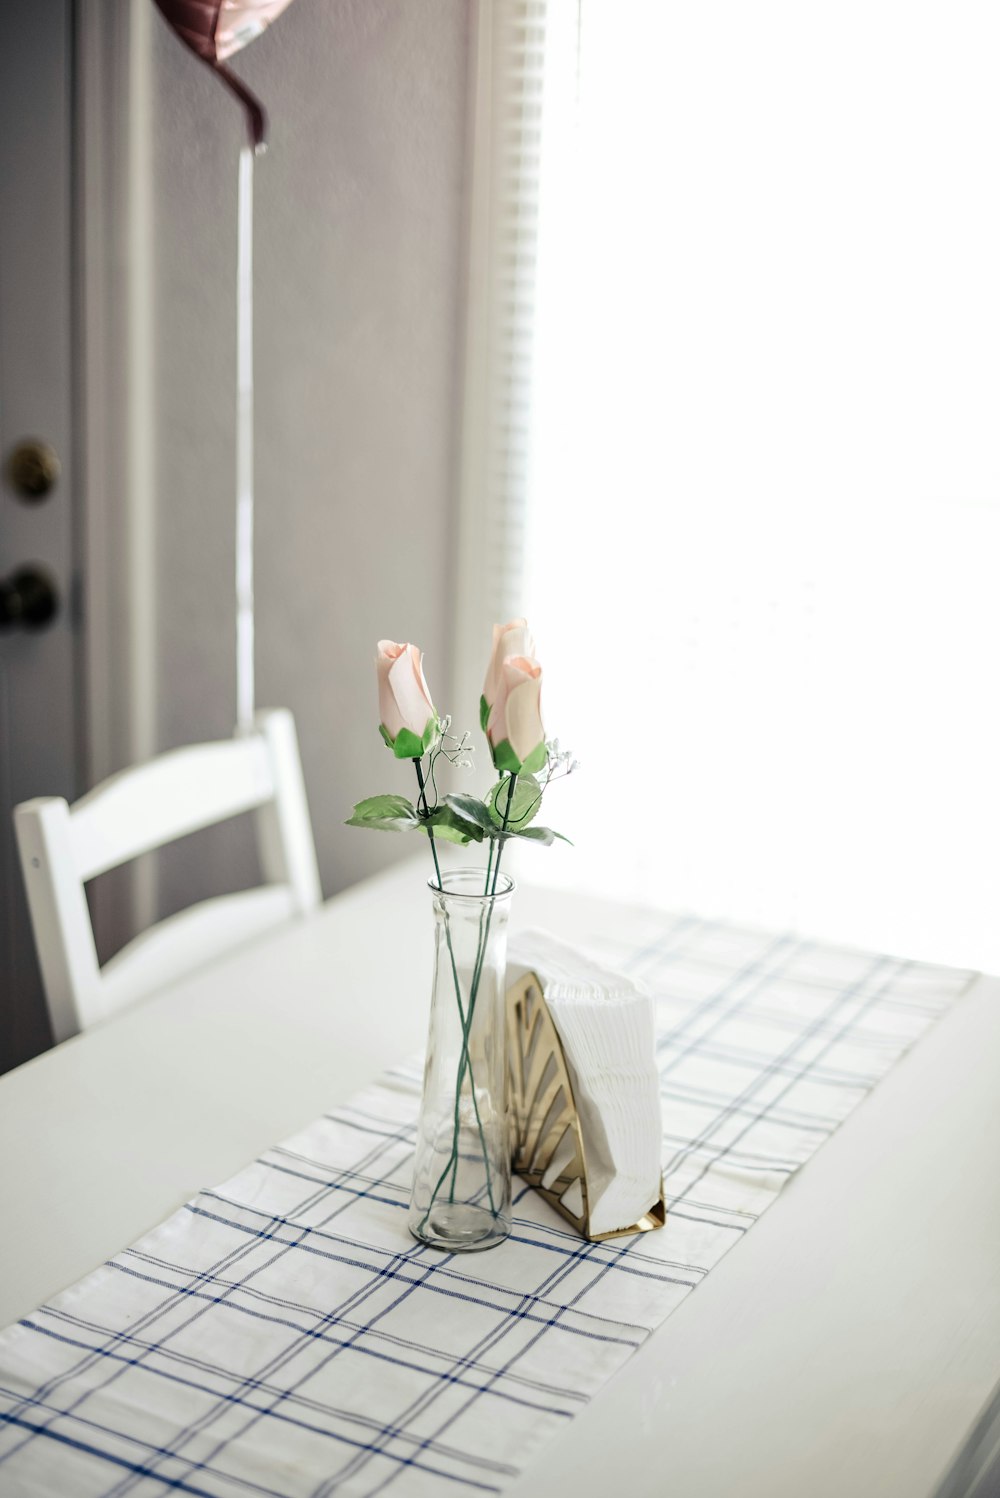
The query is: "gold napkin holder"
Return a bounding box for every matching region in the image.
[506,971,666,1243]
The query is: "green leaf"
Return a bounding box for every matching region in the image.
[509,825,573,846]
[521,741,548,775]
[421,716,441,753]
[378,723,394,749]
[487,737,547,775]
[349,793,417,820]
[391,727,425,760]
[479,694,490,732]
[423,806,483,845]
[490,738,522,773]
[445,794,498,834]
[345,793,419,832]
[428,822,471,845]
[487,774,542,830]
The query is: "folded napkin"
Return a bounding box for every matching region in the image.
[509,929,663,1236]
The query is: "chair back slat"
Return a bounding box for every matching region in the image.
[252,709,321,913]
[14,709,320,1041]
[14,797,100,1044]
[71,735,275,881]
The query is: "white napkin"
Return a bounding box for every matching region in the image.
[509,929,662,1236]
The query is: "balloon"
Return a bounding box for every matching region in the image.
[152,0,297,148]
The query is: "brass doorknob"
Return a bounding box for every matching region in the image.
[5,439,60,501]
[0,566,59,630]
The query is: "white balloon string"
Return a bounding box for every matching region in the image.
[236,144,255,733]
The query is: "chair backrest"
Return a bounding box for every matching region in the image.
[14,708,321,1043]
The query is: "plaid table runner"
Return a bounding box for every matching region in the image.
[0,912,974,1496]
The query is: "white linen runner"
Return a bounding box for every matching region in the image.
[0,912,974,1496]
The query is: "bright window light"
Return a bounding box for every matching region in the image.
[517,1,1000,970]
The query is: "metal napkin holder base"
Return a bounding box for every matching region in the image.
[506,971,667,1243]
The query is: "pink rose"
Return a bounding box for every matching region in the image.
[376,640,438,758]
[481,618,535,727]
[487,656,546,773]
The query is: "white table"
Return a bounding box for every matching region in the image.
[2,860,998,1498]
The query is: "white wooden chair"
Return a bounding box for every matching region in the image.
[14,708,321,1043]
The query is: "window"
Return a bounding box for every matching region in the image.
[460,1,1000,971]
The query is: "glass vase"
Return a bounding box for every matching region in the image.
[408,868,514,1251]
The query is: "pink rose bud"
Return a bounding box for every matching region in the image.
[487,656,546,773]
[376,640,439,758]
[481,618,535,729]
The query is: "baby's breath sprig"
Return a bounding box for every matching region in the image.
[538,738,579,791]
[427,716,475,805]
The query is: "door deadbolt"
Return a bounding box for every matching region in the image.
[0,566,59,630]
[6,439,60,501]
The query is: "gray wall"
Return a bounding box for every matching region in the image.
[149,0,470,915]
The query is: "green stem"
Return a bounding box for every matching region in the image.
[448,893,492,1203]
[413,760,497,1227]
[443,913,496,1211]
[413,759,442,890]
[490,772,517,896]
[421,928,497,1225]
[444,773,518,1200]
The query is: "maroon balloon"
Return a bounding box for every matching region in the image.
[152,0,297,148]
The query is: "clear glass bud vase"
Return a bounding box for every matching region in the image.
[408,869,514,1251]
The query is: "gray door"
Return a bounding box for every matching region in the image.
[0,0,80,1070]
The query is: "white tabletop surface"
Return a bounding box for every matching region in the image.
[1,859,998,1498]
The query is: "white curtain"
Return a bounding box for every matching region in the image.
[472,0,1000,971]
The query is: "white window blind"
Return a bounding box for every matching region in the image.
[460,1,1000,973]
[453,1,575,710]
